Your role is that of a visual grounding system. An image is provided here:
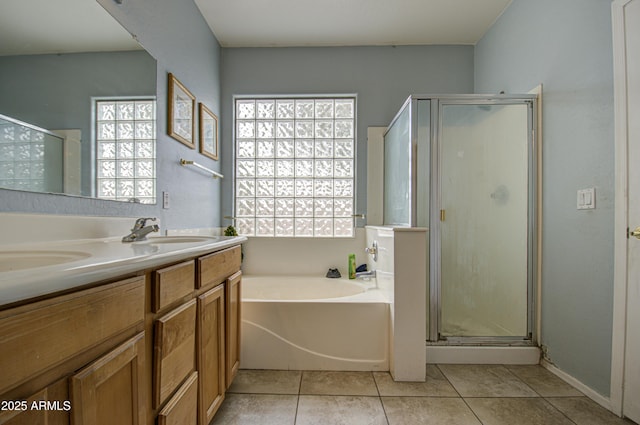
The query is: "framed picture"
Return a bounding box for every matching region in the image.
[199,103,218,160]
[167,73,195,149]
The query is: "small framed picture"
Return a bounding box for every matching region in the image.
[167,73,195,149]
[199,103,218,160]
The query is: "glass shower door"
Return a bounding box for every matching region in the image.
[438,102,531,339]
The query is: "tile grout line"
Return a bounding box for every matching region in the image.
[503,364,580,425]
[540,396,580,425]
[371,371,392,425]
[293,370,303,425]
[437,364,486,425]
[503,363,544,397]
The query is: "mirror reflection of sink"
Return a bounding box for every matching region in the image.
[0,251,91,272]
[141,236,220,245]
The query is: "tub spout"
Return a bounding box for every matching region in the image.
[356,270,376,280]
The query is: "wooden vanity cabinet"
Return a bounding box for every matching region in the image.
[149,245,242,425]
[0,243,242,425]
[0,275,145,425]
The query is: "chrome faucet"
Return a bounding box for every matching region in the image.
[122,217,159,242]
[355,269,376,280]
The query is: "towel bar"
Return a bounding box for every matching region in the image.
[179,158,223,179]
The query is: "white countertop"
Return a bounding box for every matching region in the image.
[0,235,246,307]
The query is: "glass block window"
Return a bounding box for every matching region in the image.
[234,96,356,237]
[95,99,156,204]
[0,115,62,193]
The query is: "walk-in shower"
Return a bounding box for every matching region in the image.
[383,95,538,348]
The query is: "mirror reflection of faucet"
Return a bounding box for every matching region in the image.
[129,243,159,255]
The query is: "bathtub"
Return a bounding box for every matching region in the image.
[240,275,390,371]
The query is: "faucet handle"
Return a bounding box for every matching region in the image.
[365,240,378,262]
[133,217,157,230]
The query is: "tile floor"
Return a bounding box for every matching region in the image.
[212,365,636,425]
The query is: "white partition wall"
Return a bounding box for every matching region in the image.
[366,225,427,381]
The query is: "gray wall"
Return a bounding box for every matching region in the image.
[220,45,474,221]
[475,0,614,395]
[1,0,223,231]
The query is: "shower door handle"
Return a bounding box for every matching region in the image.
[630,227,640,239]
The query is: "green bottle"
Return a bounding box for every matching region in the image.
[348,253,356,279]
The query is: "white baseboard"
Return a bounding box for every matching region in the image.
[541,360,612,411]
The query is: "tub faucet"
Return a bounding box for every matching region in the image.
[122,217,159,242]
[365,241,378,262]
[355,270,376,281]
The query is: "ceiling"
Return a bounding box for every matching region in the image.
[0,0,140,56]
[194,0,513,48]
[0,0,513,56]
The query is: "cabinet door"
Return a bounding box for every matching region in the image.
[225,272,242,388]
[153,299,197,408]
[69,332,146,425]
[0,378,69,425]
[197,284,225,425]
[157,372,198,425]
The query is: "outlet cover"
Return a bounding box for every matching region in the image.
[163,191,170,209]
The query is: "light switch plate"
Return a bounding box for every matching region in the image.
[577,188,595,210]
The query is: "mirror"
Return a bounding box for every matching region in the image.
[0,0,158,203]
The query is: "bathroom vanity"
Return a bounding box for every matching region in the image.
[0,232,244,425]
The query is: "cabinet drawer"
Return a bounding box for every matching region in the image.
[157,372,198,425]
[153,299,196,408]
[153,260,195,313]
[0,276,145,395]
[197,246,241,289]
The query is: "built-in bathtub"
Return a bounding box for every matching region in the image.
[240,275,390,371]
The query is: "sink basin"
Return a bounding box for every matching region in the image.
[142,236,220,244]
[0,250,91,272]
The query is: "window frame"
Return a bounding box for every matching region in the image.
[232,94,358,238]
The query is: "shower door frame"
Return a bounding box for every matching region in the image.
[426,95,538,345]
